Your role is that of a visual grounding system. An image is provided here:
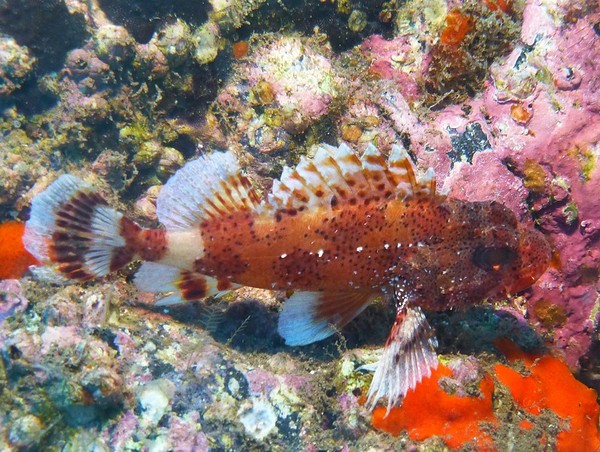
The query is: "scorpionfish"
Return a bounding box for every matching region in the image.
[24,142,551,410]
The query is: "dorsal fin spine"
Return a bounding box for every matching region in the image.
[317,149,352,199]
[420,167,436,195]
[265,141,436,213]
[156,151,260,230]
[388,144,418,193]
[361,144,395,194]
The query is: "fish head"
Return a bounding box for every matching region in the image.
[467,200,551,300]
[424,199,551,307]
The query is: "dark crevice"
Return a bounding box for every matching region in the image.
[0,0,89,72]
[234,0,394,53]
[97,0,210,43]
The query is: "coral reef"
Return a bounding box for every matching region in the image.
[0,34,36,96]
[0,0,599,449]
[495,339,600,451]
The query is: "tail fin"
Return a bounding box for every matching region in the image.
[24,175,141,280]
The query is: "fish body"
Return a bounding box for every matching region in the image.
[192,196,546,307]
[23,142,551,410]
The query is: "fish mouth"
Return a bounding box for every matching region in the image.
[509,226,552,293]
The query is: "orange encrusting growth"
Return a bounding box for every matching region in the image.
[0,221,39,279]
[519,419,534,431]
[232,41,249,59]
[440,10,474,47]
[484,0,513,14]
[494,339,600,452]
[371,364,497,450]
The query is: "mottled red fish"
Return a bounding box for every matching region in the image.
[24,143,551,410]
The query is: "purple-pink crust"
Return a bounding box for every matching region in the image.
[388,7,600,367]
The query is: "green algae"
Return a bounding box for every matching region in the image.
[562,202,579,226]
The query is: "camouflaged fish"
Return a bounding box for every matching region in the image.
[24,142,551,410]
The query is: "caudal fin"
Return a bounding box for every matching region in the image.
[24,175,139,280]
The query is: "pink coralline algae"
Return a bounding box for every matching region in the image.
[0,279,28,326]
[360,35,421,102]
[204,35,343,158]
[395,5,600,369]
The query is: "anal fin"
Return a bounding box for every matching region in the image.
[278,290,376,346]
[366,306,438,412]
[134,262,239,306]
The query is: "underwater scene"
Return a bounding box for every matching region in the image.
[1,0,600,450]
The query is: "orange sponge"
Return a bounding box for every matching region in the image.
[372,364,497,450]
[495,339,600,452]
[0,221,39,279]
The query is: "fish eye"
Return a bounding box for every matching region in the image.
[472,246,516,271]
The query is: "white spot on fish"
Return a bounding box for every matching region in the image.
[356,246,364,252]
[383,242,390,250]
[280,253,288,259]
[317,249,324,257]
[397,243,402,248]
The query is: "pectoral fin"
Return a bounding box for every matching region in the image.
[366,305,438,412]
[278,290,376,346]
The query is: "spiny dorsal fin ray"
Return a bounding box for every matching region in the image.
[157,151,260,231]
[267,142,437,212]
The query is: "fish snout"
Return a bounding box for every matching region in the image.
[510,227,551,293]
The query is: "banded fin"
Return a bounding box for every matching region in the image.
[157,151,260,231]
[267,142,437,213]
[277,290,375,346]
[24,175,136,280]
[366,306,438,412]
[134,262,239,306]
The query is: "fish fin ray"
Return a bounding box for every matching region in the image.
[134,262,239,305]
[24,175,135,280]
[156,151,260,231]
[277,290,375,346]
[265,142,437,214]
[366,306,438,412]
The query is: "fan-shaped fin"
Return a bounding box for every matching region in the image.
[157,151,260,231]
[277,290,376,346]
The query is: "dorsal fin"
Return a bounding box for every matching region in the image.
[266,142,437,212]
[157,151,260,231]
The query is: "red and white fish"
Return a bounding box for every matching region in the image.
[24,142,551,410]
